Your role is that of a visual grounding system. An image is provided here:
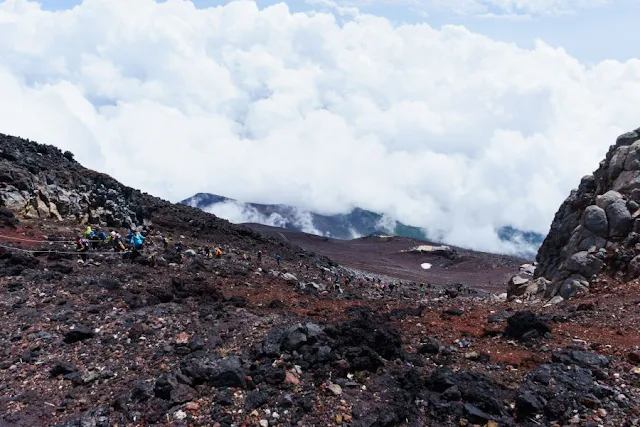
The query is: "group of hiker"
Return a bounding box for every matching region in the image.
[73,227,425,298]
[323,269,430,296]
[75,226,146,261]
[76,227,145,260]
[74,226,285,266]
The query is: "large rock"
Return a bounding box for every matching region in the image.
[626,254,640,280]
[551,350,610,369]
[583,205,608,237]
[558,274,589,299]
[503,311,551,342]
[281,273,298,283]
[515,363,600,421]
[595,190,622,210]
[574,228,607,252]
[180,356,247,389]
[565,251,603,279]
[525,277,548,298]
[605,199,632,237]
[507,276,547,300]
[506,275,530,299]
[283,324,308,351]
[608,145,630,180]
[63,325,94,344]
[207,356,246,389]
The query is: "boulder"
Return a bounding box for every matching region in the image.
[515,363,598,420]
[63,325,94,344]
[207,356,246,389]
[616,128,640,146]
[50,362,78,377]
[283,324,307,351]
[605,199,633,237]
[559,274,589,299]
[503,311,551,342]
[565,251,603,279]
[583,205,608,237]
[613,170,640,194]
[179,355,247,389]
[506,275,531,299]
[551,350,610,370]
[305,322,323,340]
[524,278,548,299]
[154,373,179,400]
[625,142,640,170]
[281,273,298,283]
[608,145,630,180]
[261,326,285,358]
[418,338,441,355]
[595,190,622,210]
[576,229,607,252]
[627,254,640,280]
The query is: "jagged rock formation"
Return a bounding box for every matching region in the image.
[536,127,640,298]
[0,134,174,228]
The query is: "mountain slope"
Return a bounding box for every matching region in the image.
[181,192,544,257]
[245,223,527,292]
[1,132,639,427]
[0,134,311,262]
[181,192,428,240]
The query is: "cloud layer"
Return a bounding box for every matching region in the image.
[1,0,639,254]
[186,197,326,237]
[326,0,610,17]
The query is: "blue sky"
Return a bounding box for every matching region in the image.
[33,0,640,63]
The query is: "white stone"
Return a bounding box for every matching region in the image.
[549,296,564,304]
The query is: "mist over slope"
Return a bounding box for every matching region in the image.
[182,192,544,258]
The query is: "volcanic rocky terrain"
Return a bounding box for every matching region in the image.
[244,223,526,293]
[0,132,639,427]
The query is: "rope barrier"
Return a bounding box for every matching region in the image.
[0,243,87,255]
[0,233,75,243]
[0,233,153,245]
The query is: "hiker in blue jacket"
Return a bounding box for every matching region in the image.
[131,231,145,250]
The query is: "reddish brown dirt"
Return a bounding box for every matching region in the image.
[245,223,526,292]
[1,219,639,427]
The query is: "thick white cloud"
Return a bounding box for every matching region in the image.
[1,0,639,254]
[327,0,610,16]
[192,199,326,236]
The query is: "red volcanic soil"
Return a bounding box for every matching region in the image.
[1,218,639,427]
[244,223,527,293]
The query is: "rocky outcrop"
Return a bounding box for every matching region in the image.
[0,133,322,263]
[0,134,153,228]
[536,127,640,297]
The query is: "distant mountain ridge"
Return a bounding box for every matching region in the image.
[181,192,544,257]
